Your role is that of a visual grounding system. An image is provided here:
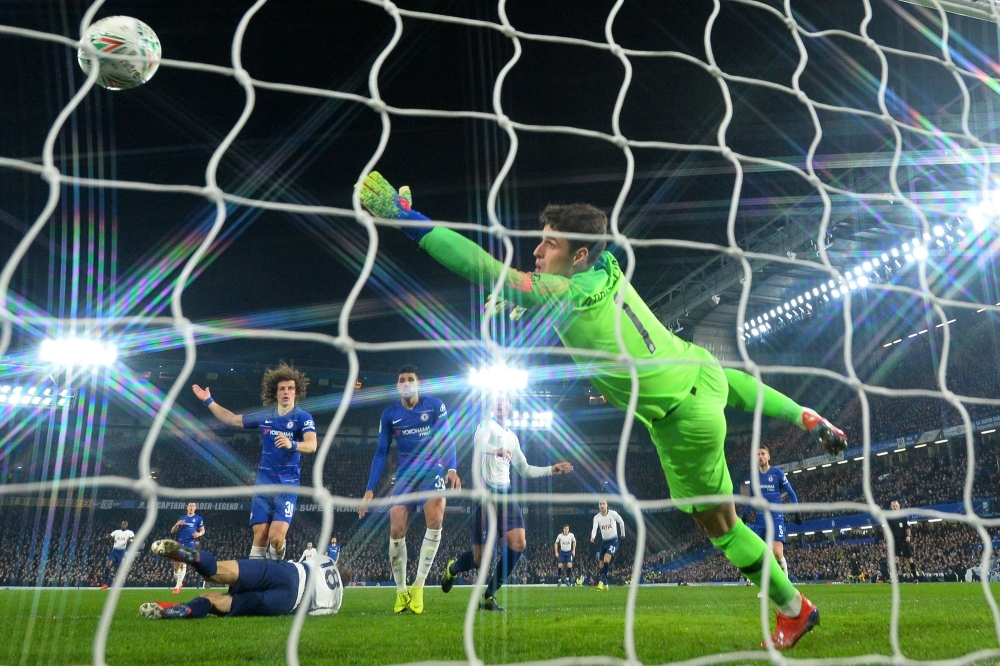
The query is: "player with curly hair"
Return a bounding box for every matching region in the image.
[192,362,317,560]
[359,172,848,648]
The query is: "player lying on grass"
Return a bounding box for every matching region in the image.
[140,539,342,619]
[359,172,848,649]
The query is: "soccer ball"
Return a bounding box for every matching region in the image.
[77,16,161,91]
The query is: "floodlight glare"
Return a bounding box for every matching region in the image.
[40,337,117,367]
[469,363,528,391]
[913,245,928,260]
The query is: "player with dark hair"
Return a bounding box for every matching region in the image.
[327,537,341,565]
[192,362,317,561]
[439,392,572,610]
[169,502,205,593]
[359,172,849,648]
[742,446,799,579]
[102,520,134,589]
[591,500,626,591]
[140,539,341,619]
[555,525,577,586]
[887,500,917,581]
[359,365,460,614]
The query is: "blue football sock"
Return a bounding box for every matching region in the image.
[184,596,212,619]
[451,550,476,575]
[486,547,523,597]
[600,562,610,584]
[191,551,217,578]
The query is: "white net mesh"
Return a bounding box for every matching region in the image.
[4,0,1000,664]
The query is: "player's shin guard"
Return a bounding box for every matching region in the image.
[711,521,797,609]
[389,537,408,591]
[268,544,285,561]
[413,528,442,587]
[778,556,789,578]
[485,546,523,597]
[249,546,267,559]
[174,564,187,587]
[723,369,803,425]
[600,561,610,584]
[189,550,218,579]
[181,596,212,618]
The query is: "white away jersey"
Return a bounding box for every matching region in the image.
[299,547,318,562]
[476,419,551,490]
[555,533,576,551]
[592,511,625,541]
[296,556,343,616]
[111,529,134,550]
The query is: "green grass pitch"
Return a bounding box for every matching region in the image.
[4,584,999,665]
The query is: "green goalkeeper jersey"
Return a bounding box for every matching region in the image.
[420,227,709,423]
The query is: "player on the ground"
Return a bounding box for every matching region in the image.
[192,363,317,561]
[887,500,917,581]
[439,392,573,611]
[360,173,849,648]
[591,501,626,591]
[139,539,341,619]
[742,446,799,579]
[299,542,317,562]
[555,525,577,586]
[102,520,135,589]
[358,365,460,615]
[327,537,341,565]
[170,502,205,593]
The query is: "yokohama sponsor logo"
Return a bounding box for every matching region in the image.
[398,425,431,436]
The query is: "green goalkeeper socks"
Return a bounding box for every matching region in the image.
[710,521,797,607]
[723,369,803,426]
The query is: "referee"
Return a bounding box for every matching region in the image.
[887,500,917,582]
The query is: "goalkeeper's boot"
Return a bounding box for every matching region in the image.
[766,595,819,650]
[441,559,458,594]
[802,410,847,456]
[394,590,411,614]
[152,539,198,564]
[407,586,424,614]
[139,601,187,620]
[479,595,506,612]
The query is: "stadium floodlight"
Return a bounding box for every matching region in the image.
[913,245,928,260]
[468,363,528,392]
[933,225,945,236]
[39,337,117,367]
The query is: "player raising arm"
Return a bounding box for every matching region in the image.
[358,365,460,615]
[591,501,626,591]
[192,362,317,561]
[439,392,573,610]
[360,172,848,648]
[169,502,205,593]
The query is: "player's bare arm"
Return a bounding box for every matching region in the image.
[191,384,243,428]
[445,469,462,490]
[170,519,185,535]
[274,430,318,454]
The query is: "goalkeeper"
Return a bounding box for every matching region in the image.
[359,173,846,649]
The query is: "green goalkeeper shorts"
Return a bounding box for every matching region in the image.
[645,347,731,514]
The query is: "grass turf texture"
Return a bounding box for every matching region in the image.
[3,584,999,665]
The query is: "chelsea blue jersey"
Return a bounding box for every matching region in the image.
[327,543,341,561]
[753,466,797,522]
[366,396,454,492]
[176,514,204,544]
[243,406,316,486]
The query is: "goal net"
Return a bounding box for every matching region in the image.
[2,0,1000,664]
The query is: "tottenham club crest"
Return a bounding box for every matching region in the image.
[420,412,429,422]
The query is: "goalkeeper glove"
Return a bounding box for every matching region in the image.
[358,171,432,241]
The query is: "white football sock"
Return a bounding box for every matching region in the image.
[174,564,186,587]
[389,537,408,592]
[413,528,442,587]
[778,591,803,618]
[249,545,267,559]
[778,556,789,578]
[268,544,285,561]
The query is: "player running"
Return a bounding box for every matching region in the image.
[591,501,626,590]
[358,365,460,615]
[140,539,341,619]
[327,537,341,565]
[102,520,134,589]
[555,525,577,586]
[742,446,799,578]
[439,392,573,610]
[192,363,317,561]
[359,173,848,648]
[170,502,205,593]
